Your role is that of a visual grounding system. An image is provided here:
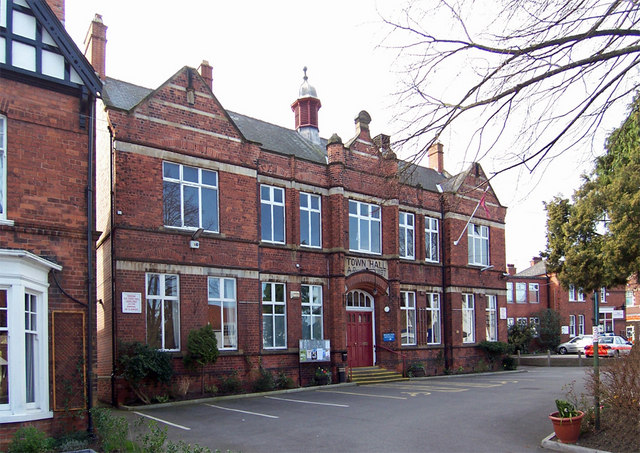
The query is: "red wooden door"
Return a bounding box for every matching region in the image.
[347,311,373,367]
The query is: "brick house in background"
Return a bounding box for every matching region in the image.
[85,15,508,405]
[624,275,640,342]
[506,258,628,348]
[0,0,101,444]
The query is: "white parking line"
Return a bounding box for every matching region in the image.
[133,411,191,430]
[265,396,349,407]
[318,390,407,400]
[204,403,279,418]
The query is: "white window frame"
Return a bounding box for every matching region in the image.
[468,224,489,266]
[529,283,539,303]
[261,185,286,244]
[569,315,576,336]
[399,212,415,260]
[600,287,607,303]
[145,273,180,351]
[507,317,515,328]
[578,314,585,336]
[462,293,475,344]
[162,162,219,233]
[516,317,528,327]
[301,284,323,340]
[506,282,513,303]
[0,115,5,221]
[400,291,416,346]
[515,283,526,303]
[626,290,634,307]
[0,250,60,423]
[426,292,441,345]
[600,309,614,333]
[299,192,321,248]
[569,285,585,302]
[262,282,287,349]
[486,295,497,342]
[348,200,381,254]
[207,277,237,350]
[425,216,439,263]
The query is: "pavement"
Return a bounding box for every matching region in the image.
[116,356,610,453]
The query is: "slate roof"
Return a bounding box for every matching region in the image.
[102,76,450,192]
[515,259,548,277]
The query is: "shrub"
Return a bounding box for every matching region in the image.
[533,308,562,351]
[508,323,535,353]
[219,371,243,395]
[253,367,276,392]
[184,325,219,395]
[118,341,174,404]
[8,426,53,453]
[502,356,518,370]
[584,345,640,449]
[407,361,426,377]
[91,407,132,453]
[479,340,514,370]
[275,371,296,390]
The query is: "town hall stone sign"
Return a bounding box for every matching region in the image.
[345,257,388,279]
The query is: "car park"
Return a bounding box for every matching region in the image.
[556,335,593,354]
[584,335,633,357]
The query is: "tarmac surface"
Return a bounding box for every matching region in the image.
[112,360,609,452]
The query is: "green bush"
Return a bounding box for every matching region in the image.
[533,308,562,351]
[219,371,243,395]
[184,325,219,395]
[118,341,174,404]
[502,356,517,370]
[275,371,296,390]
[407,361,426,377]
[508,323,535,353]
[253,367,276,392]
[479,340,514,370]
[91,407,132,452]
[8,426,53,453]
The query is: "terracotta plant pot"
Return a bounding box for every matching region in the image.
[548,410,585,444]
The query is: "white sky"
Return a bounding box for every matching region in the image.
[63,0,625,272]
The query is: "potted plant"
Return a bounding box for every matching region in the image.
[313,367,331,385]
[548,399,584,444]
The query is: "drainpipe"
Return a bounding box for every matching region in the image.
[109,129,118,407]
[86,93,96,436]
[439,194,451,371]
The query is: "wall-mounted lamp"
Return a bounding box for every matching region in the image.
[192,228,204,240]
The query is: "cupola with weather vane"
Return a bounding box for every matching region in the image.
[291,66,322,144]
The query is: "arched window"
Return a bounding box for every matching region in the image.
[346,290,373,309]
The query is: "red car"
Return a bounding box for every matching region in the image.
[584,336,633,357]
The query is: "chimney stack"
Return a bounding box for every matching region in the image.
[428,142,444,173]
[507,264,517,276]
[198,60,213,90]
[46,0,65,23]
[84,14,107,80]
[531,256,543,266]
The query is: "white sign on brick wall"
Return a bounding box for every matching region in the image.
[122,292,142,314]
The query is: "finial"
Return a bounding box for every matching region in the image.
[303,66,308,81]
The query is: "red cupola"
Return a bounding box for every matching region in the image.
[291,67,322,144]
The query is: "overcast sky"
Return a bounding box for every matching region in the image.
[63,0,623,272]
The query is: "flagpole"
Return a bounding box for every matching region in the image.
[453,201,481,246]
[453,187,490,246]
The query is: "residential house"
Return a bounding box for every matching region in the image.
[86,16,509,405]
[0,0,101,443]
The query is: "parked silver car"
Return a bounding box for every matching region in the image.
[557,335,593,354]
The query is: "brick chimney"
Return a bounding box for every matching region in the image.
[198,60,213,90]
[531,256,543,267]
[507,264,517,276]
[84,14,107,80]
[428,142,444,173]
[46,0,65,23]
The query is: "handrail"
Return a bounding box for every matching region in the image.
[375,344,407,377]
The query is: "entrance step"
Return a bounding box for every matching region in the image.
[350,366,408,385]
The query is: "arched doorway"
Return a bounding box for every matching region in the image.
[346,290,375,367]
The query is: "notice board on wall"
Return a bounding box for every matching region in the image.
[299,339,330,362]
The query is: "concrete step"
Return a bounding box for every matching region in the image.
[350,366,408,384]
